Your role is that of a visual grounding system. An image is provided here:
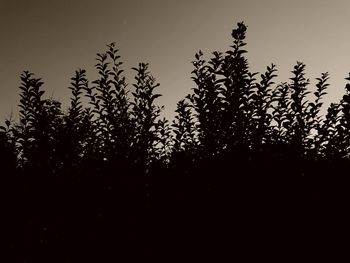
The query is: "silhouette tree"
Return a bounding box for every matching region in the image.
[220,22,252,152]
[130,62,163,171]
[172,99,197,155]
[189,50,224,157]
[250,64,277,153]
[61,69,88,172]
[3,21,350,261]
[305,72,329,158]
[288,62,311,157]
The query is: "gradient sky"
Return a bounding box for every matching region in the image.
[2,0,350,121]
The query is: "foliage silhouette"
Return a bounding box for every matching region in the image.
[1,22,349,261]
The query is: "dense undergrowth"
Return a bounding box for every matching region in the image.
[1,22,349,261]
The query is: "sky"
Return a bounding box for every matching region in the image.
[2,0,350,122]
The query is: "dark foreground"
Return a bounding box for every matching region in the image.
[2,153,349,262]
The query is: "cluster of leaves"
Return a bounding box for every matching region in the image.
[186,23,350,162]
[1,22,350,261]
